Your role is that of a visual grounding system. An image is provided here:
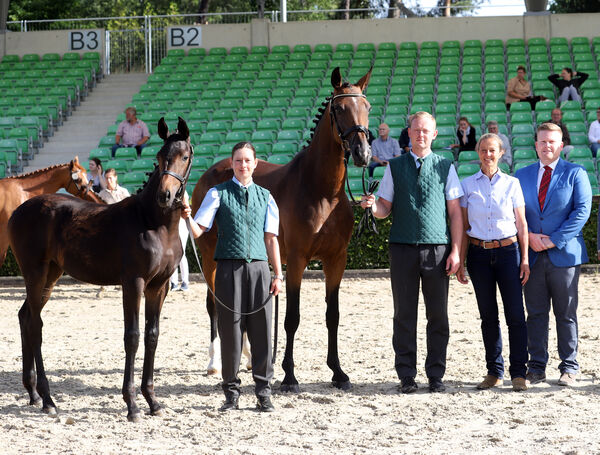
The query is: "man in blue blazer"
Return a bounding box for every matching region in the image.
[515,122,592,386]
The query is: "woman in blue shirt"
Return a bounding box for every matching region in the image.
[457,133,530,391]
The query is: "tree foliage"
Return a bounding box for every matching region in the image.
[549,0,600,13]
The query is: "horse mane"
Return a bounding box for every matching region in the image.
[305,95,332,147]
[4,162,70,180]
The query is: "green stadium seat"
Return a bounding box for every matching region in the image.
[457,163,480,179]
[512,124,535,135]
[271,142,297,155]
[458,151,479,163]
[511,112,533,124]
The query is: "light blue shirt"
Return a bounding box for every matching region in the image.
[194,177,279,235]
[371,137,402,161]
[460,169,525,241]
[377,151,464,202]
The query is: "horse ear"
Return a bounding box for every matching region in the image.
[158,117,169,141]
[331,67,342,89]
[73,155,80,164]
[355,67,372,93]
[176,117,189,140]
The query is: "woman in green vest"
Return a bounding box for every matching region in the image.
[183,142,283,413]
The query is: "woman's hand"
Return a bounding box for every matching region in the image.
[181,199,192,219]
[520,262,530,285]
[270,277,283,296]
[360,194,375,210]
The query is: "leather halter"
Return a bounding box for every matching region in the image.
[67,165,91,198]
[160,142,194,203]
[329,93,370,160]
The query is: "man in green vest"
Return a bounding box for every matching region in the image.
[361,111,463,393]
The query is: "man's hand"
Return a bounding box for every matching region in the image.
[270,277,283,296]
[446,250,460,276]
[360,194,375,210]
[456,264,469,284]
[529,232,551,252]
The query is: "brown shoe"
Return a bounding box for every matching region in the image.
[476,375,502,390]
[512,377,527,391]
[557,372,577,386]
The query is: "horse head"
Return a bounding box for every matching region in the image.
[67,156,92,196]
[156,117,193,209]
[330,67,372,167]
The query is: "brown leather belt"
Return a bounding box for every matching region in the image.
[469,236,517,249]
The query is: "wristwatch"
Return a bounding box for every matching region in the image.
[274,274,284,281]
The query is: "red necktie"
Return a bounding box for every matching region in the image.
[538,165,552,211]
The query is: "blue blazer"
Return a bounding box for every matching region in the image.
[515,159,592,267]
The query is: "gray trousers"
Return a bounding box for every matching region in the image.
[215,259,273,398]
[523,252,580,374]
[390,243,450,379]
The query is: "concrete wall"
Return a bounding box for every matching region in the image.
[3,29,105,60]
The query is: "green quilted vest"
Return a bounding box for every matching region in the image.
[388,153,451,244]
[214,179,270,262]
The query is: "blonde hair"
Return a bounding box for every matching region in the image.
[409,111,436,129]
[476,133,504,153]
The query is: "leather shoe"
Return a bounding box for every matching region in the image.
[476,375,503,390]
[219,396,239,412]
[525,371,546,385]
[400,377,418,394]
[512,377,527,391]
[256,396,275,412]
[428,377,446,393]
[557,372,577,386]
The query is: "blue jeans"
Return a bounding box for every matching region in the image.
[368,161,383,177]
[111,143,146,158]
[466,242,528,379]
[590,143,600,159]
[523,252,580,375]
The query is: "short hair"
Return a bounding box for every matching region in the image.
[517,65,526,72]
[231,141,257,159]
[104,168,117,177]
[409,111,436,129]
[458,116,470,125]
[378,123,389,130]
[90,157,101,167]
[551,108,562,115]
[562,67,573,76]
[125,107,137,116]
[486,120,498,128]
[537,122,563,136]
[476,133,504,153]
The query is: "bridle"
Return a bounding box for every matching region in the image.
[160,142,194,204]
[329,92,371,206]
[67,165,91,197]
[329,92,379,236]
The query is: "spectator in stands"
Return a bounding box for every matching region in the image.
[588,107,600,158]
[87,157,106,193]
[112,107,150,158]
[545,108,573,158]
[98,168,130,204]
[171,192,190,292]
[398,126,411,154]
[487,121,512,167]
[506,65,544,111]
[548,68,588,104]
[457,133,529,392]
[451,117,477,156]
[368,123,402,177]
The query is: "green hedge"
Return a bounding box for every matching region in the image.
[2,201,599,276]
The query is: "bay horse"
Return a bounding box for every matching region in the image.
[0,157,103,268]
[8,117,193,421]
[192,67,372,392]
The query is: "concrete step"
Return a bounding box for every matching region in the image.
[24,73,148,172]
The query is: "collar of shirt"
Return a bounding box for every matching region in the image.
[475,168,503,183]
[409,150,432,167]
[538,158,559,172]
[232,176,254,189]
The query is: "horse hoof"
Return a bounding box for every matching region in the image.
[280,383,301,393]
[127,412,142,423]
[332,380,352,391]
[43,406,58,417]
[151,408,163,417]
[207,367,220,376]
[29,397,43,406]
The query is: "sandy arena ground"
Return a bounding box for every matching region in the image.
[1,273,599,455]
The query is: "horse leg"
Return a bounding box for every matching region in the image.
[323,255,351,390]
[280,256,306,393]
[141,281,167,417]
[18,262,63,407]
[0,231,8,269]
[23,262,62,415]
[121,279,143,422]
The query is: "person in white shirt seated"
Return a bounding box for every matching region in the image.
[588,107,600,158]
[98,168,130,204]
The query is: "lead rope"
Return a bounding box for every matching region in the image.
[184,218,279,365]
